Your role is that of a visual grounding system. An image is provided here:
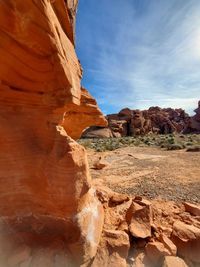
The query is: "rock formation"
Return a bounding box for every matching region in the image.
[0,0,106,266]
[82,107,190,138]
[183,100,200,134]
[0,1,199,267]
[92,186,200,267]
[63,87,107,139]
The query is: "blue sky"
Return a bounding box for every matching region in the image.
[76,0,200,115]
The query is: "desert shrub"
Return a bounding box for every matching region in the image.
[167,137,175,144]
[165,143,184,150]
[133,139,141,146]
[144,139,149,144]
[78,139,92,149]
[96,147,105,152]
[185,142,194,146]
[78,133,200,152]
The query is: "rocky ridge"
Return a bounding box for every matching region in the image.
[82,106,197,138]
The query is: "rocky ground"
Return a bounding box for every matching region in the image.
[80,135,200,204]
[0,137,199,267]
[82,137,200,266]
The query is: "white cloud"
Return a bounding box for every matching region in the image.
[77,0,200,114]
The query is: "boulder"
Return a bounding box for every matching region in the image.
[91,230,130,267]
[127,202,152,238]
[183,202,200,216]
[146,241,171,264]
[130,252,151,267]
[82,127,113,138]
[109,120,128,137]
[158,234,177,256]
[163,256,188,267]
[93,157,109,170]
[171,221,200,263]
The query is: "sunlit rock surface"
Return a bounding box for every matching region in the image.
[0,1,199,266]
[82,106,190,138]
[63,87,107,140]
[0,0,105,265]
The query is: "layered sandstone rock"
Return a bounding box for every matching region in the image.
[63,87,107,139]
[0,0,106,266]
[1,1,200,267]
[82,107,190,138]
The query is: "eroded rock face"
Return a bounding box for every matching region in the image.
[111,107,189,135]
[82,106,190,138]
[183,100,200,134]
[0,0,106,265]
[1,1,200,267]
[63,87,107,140]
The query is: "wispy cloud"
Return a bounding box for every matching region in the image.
[76,0,200,115]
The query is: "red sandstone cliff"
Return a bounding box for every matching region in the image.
[82,107,190,138]
[0,0,106,266]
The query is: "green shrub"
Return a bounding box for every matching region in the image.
[167,138,175,144]
[78,133,200,152]
[166,143,184,150]
[185,142,194,146]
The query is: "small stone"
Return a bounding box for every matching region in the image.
[127,202,152,238]
[183,202,200,216]
[110,193,130,205]
[134,196,151,206]
[93,157,108,170]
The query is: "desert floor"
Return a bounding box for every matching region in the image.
[87,146,200,203]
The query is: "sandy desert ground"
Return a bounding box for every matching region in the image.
[87,146,200,203]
